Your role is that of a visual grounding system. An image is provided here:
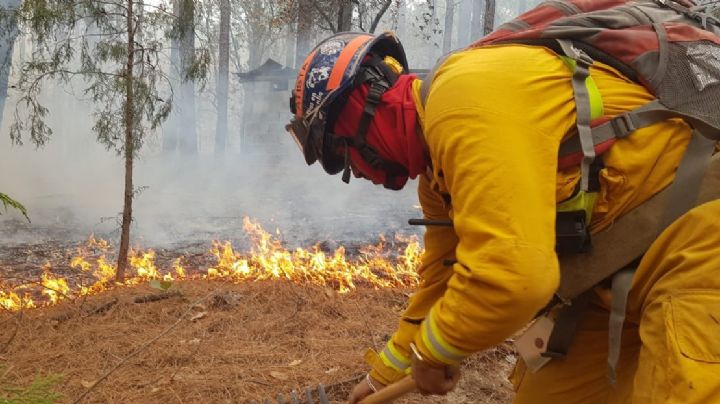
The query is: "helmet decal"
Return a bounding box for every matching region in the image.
[306,66,331,89]
[326,34,373,91]
[294,49,317,118]
[307,91,326,115]
[319,40,344,55]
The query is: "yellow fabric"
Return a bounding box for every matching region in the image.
[378,339,411,374]
[421,308,471,365]
[365,348,407,385]
[365,43,693,377]
[513,200,720,403]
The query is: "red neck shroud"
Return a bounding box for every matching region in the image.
[333,74,427,189]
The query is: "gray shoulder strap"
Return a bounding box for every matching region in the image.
[607,267,635,386]
[557,39,596,192]
[559,99,720,158]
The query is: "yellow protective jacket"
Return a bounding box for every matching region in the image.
[367,44,692,383]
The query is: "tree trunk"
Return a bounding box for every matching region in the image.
[337,0,353,32]
[178,0,197,154]
[483,0,495,35]
[457,0,472,47]
[369,0,392,34]
[442,0,455,54]
[117,0,136,282]
[215,0,230,155]
[295,0,312,68]
[470,0,483,40]
[163,0,181,154]
[284,23,295,68]
[0,0,21,128]
[396,0,407,39]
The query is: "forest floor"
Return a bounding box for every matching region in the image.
[0,280,515,403]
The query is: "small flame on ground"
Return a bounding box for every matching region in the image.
[0,218,422,311]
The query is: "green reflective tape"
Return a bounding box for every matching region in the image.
[560,56,604,120]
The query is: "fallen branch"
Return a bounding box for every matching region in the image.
[133,290,182,303]
[72,293,211,404]
[84,298,118,317]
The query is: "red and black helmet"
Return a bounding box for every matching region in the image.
[287,32,409,179]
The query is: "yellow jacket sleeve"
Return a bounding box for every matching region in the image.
[368,174,458,384]
[412,45,568,365]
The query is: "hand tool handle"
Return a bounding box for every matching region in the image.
[359,376,416,404]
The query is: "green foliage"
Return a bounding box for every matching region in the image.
[5,0,208,154]
[0,367,63,404]
[149,279,174,290]
[0,193,29,222]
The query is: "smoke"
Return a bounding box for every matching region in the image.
[0,80,421,249]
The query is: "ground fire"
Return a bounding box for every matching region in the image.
[0,218,513,403]
[0,217,422,311]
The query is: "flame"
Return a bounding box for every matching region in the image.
[0,218,422,311]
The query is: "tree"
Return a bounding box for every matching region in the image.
[442,0,455,54]
[0,0,21,127]
[457,0,472,46]
[470,0,483,40]
[215,0,230,154]
[9,0,208,280]
[294,0,312,67]
[483,0,495,35]
[178,0,197,154]
[306,0,393,33]
[162,0,181,154]
[337,0,352,32]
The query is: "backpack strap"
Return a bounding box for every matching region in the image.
[541,291,591,360]
[557,39,599,193]
[607,266,635,386]
[560,99,720,160]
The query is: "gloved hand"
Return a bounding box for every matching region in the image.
[347,374,384,404]
[411,345,461,395]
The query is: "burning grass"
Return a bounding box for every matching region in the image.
[0,281,514,403]
[0,218,514,402]
[1,217,421,311]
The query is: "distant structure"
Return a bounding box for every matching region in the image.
[235,59,296,153]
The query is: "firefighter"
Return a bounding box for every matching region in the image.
[286,31,720,403]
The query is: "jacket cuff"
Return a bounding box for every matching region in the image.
[364,341,412,385]
[414,308,471,366]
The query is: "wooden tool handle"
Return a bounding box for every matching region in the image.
[359,376,416,404]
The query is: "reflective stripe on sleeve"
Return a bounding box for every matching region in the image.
[420,309,470,365]
[379,340,411,373]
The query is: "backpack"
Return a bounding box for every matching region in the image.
[415,0,720,380]
[475,0,720,176]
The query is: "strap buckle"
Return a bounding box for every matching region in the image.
[610,113,637,138]
[574,48,594,67]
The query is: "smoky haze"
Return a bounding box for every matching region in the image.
[0,81,421,249]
